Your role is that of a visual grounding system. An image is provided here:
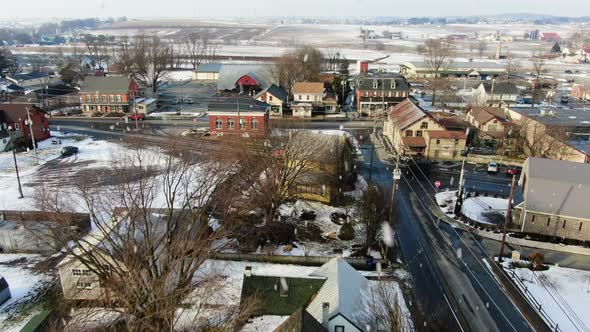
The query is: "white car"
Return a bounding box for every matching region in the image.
[487,162,498,173]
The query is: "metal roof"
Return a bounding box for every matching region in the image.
[207,95,269,113]
[196,63,222,73]
[403,61,505,70]
[520,157,590,220]
[216,64,272,91]
[387,99,427,129]
[511,107,590,127]
[80,76,133,93]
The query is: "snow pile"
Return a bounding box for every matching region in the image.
[503,261,590,332]
[0,254,53,332]
[435,190,458,217]
[240,316,289,331]
[461,196,508,225]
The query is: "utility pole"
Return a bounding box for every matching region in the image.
[390,153,401,224]
[499,174,517,263]
[9,129,24,199]
[454,151,468,215]
[26,107,39,165]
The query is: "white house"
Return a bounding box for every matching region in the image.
[7,72,57,89]
[293,82,324,103]
[470,81,519,107]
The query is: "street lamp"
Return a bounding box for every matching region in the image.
[8,126,24,199]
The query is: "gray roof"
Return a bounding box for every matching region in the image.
[207,95,269,113]
[356,72,410,91]
[255,83,288,101]
[481,81,518,95]
[306,258,367,328]
[80,76,133,93]
[216,64,273,91]
[10,72,49,81]
[520,157,590,220]
[196,63,222,73]
[511,107,590,128]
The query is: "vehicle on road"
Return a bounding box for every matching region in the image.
[128,113,145,121]
[506,167,518,176]
[172,98,181,104]
[51,137,62,145]
[565,70,573,74]
[183,97,194,104]
[61,146,79,157]
[561,95,569,104]
[487,162,498,173]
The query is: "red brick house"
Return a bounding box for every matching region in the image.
[79,76,141,116]
[0,104,50,150]
[207,96,270,137]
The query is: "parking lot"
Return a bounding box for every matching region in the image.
[156,81,217,114]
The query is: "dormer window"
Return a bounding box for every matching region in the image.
[391,81,396,89]
[373,80,378,89]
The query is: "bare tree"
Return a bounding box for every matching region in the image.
[355,184,388,254]
[222,130,335,225]
[504,54,521,82]
[123,35,173,93]
[184,32,210,69]
[421,39,454,106]
[357,280,409,332]
[514,116,574,160]
[270,46,324,93]
[34,140,240,331]
[530,52,547,107]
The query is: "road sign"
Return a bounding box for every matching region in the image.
[435,181,441,188]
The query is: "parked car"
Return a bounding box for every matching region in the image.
[61,146,79,157]
[172,98,181,104]
[128,113,145,120]
[561,95,569,104]
[506,167,518,176]
[565,70,573,74]
[51,137,62,145]
[487,162,498,173]
[184,97,194,104]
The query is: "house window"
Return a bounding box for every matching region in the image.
[405,130,413,137]
[94,94,99,102]
[434,150,440,157]
[298,95,302,100]
[420,122,428,129]
[335,326,345,332]
[488,124,497,131]
[306,95,310,101]
[227,118,235,129]
[14,123,20,130]
[391,81,396,89]
[436,139,441,144]
[579,222,583,231]
[388,91,392,97]
[251,118,259,129]
[364,91,369,97]
[116,95,122,103]
[72,269,92,276]
[373,91,377,96]
[454,139,459,144]
[102,95,107,103]
[269,95,273,102]
[531,215,535,223]
[109,95,114,102]
[215,118,222,129]
[373,80,378,89]
[86,95,92,102]
[416,130,423,137]
[546,217,550,227]
[239,118,246,129]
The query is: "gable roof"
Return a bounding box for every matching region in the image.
[0,104,43,123]
[521,157,590,220]
[469,107,508,125]
[387,99,428,129]
[257,84,288,101]
[216,64,271,91]
[481,81,518,95]
[305,258,367,327]
[356,73,411,91]
[208,95,269,113]
[293,82,324,94]
[80,76,133,93]
[10,72,49,81]
[274,308,326,332]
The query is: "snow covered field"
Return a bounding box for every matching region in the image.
[0,254,53,332]
[503,261,590,332]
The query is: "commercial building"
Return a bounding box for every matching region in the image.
[352,72,410,117]
[207,95,269,137]
[79,77,141,116]
[399,61,506,79]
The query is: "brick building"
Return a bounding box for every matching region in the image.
[79,77,140,116]
[0,104,50,151]
[353,72,410,117]
[207,96,270,137]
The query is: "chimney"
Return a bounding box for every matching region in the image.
[244,266,252,277]
[322,302,330,329]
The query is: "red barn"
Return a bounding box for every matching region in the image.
[0,104,50,148]
[207,96,270,137]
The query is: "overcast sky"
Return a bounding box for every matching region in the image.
[3,0,589,19]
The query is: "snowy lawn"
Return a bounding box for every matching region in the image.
[0,254,54,332]
[461,196,508,226]
[502,260,590,332]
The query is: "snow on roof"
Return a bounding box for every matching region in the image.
[306,258,367,327]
